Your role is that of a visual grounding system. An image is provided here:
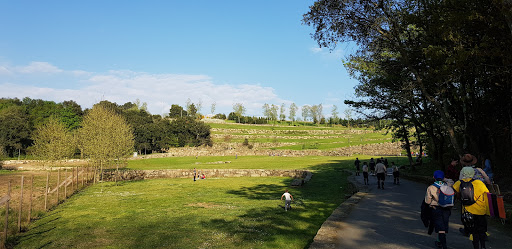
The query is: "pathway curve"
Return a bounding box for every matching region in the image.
[310,173,512,249]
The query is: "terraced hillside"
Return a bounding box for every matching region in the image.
[162,121,403,158]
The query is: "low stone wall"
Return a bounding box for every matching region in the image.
[101,169,309,181]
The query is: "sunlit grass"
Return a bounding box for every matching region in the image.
[14,158,352,249]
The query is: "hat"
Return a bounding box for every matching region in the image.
[461,166,475,179]
[460,154,477,166]
[433,170,445,180]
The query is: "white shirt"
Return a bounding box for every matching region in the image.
[282,192,292,200]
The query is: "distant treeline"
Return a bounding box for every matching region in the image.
[0,97,211,158]
[225,111,390,128]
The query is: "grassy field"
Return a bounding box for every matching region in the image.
[208,122,394,150]
[127,155,350,170]
[12,157,353,249]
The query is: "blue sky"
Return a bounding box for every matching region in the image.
[0,0,359,118]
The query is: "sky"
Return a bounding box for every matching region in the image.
[0,0,359,118]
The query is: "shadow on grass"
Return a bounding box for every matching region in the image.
[204,158,353,248]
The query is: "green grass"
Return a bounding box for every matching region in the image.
[209,122,394,151]
[126,155,346,170]
[13,158,352,249]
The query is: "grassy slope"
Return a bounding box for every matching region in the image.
[13,157,354,249]
[209,123,394,151]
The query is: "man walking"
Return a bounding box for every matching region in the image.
[375,159,387,189]
[354,158,361,176]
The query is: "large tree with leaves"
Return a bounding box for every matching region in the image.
[304,0,512,172]
[77,105,134,168]
[30,116,75,167]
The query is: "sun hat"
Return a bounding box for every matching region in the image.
[460,154,477,166]
[461,166,475,179]
[433,170,445,180]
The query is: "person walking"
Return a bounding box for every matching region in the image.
[453,166,490,249]
[369,158,376,176]
[354,158,361,176]
[425,170,452,249]
[375,159,386,189]
[392,162,400,185]
[362,162,369,185]
[281,189,294,211]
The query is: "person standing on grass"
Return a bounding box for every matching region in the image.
[354,158,361,176]
[362,162,369,185]
[375,159,387,189]
[193,168,197,181]
[281,189,293,211]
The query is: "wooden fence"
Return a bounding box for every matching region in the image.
[0,166,98,248]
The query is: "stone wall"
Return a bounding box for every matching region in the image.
[101,169,309,181]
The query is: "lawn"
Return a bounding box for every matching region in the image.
[13,157,352,249]
[126,155,346,170]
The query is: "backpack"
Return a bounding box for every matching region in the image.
[433,182,455,207]
[460,179,476,206]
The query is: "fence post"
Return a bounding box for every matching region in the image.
[81,167,84,187]
[71,167,73,191]
[18,176,24,232]
[44,172,49,210]
[57,169,60,204]
[64,169,67,199]
[28,175,33,223]
[3,181,11,248]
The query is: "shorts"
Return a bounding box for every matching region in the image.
[470,214,487,234]
[393,171,400,177]
[363,172,369,178]
[377,173,385,181]
[433,207,451,233]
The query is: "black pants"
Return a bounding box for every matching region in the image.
[471,215,487,249]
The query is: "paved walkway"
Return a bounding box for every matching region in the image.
[310,173,512,249]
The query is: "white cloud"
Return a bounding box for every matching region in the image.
[0,66,11,75]
[310,47,323,53]
[15,61,64,74]
[0,62,287,116]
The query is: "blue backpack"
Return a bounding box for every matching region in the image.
[433,182,455,207]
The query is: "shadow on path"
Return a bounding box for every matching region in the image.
[310,173,512,249]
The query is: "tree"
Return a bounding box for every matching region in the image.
[289,103,298,125]
[30,116,75,167]
[169,104,187,118]
[211,102,216,115]
[232,103,246,123]
[0,105,31,157]
[301,105,310,125]
[344,108,352,128]
[331,105,339,124]
[270,104,279,125]
[279,103,286,121]
[77,105,134,169]
[303,0,512,170]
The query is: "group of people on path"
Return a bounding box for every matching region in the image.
[354,157,400,188]
[423,153,495,249]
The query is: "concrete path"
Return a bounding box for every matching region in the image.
[310,173,512,249]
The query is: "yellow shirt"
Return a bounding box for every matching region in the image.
[453,178,489,215]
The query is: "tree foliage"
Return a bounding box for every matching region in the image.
[304,0,512,172]
[30,116,75,164]
[77,105,134,165]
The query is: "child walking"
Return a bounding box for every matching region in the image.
[281,189,294,211]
